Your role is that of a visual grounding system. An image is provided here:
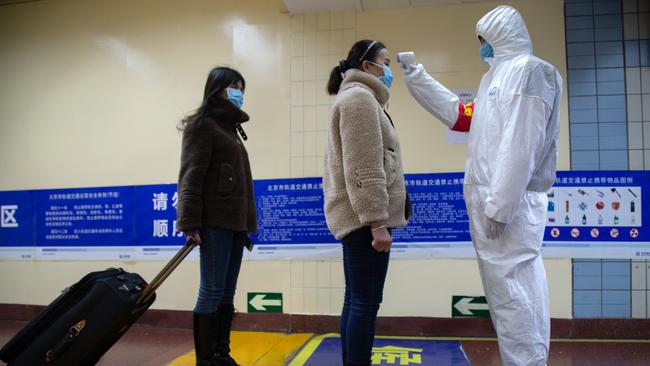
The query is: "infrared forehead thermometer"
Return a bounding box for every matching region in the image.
[396,51,416,65]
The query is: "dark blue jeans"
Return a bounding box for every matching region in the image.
[194,228,245,314]
[340,227,390,364]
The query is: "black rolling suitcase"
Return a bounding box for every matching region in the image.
[0,240,196,366]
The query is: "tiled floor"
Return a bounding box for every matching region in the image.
[1,320,650,365]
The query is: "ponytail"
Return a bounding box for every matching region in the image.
[327,59,351,95]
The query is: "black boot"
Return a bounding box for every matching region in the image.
[214,304,240,366]
[193,312,218,366]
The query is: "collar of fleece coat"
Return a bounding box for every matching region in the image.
[476,5,533,58]
[208,97,250,126]
[340,69,389,106]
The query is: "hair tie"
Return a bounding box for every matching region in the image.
[340,59,350,72]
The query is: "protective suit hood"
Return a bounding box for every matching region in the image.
[476,6,532,58]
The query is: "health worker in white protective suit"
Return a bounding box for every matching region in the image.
[398,6,562,366]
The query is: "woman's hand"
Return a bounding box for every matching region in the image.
[370,224,392,252]
[186,230,202,245]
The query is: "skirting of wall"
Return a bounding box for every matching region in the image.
[2,303,649,340]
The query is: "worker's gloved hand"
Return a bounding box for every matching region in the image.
[484,216,506,240]
[396,51,417,70]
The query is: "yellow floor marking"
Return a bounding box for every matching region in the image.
[169,331,313,366]
[255,333,314,365]
[287,333,334,366]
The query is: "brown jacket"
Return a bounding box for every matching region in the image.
[176,99,257,233]
[323,69,408,240]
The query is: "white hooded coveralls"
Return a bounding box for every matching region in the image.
[402,6,563,366]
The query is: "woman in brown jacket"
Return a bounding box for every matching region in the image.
[176,67,256,366]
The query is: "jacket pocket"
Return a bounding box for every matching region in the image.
[351,167,385,188]
[217,163,237,193]
[384,149,399,187]
[516,191,548,226]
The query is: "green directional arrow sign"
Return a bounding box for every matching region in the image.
[247,292,283,313]
[452,295,490,318]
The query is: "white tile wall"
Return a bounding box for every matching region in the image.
[303,287,318,313]
[624,13,639,39]
[641,67,650,94]
[629,121,643,147]
[303,261,318,287]
[304,106,316,130]
[287,261,346,315]
[304,14,317,32]
[640,0,650,12]
[632,290,646,318]
[639,11,650,38]
[330,288,345,314]
[291,287,304,313]
[632,260,647,289]
[331,12,344,29]
[623,0,637,13]
[291,157,303,176]
[626,67,641,94]
[304,157,319,176]
[629,149,644,169]
[643,149,650,169]
[290,12,356,177]
[628,95,643,121]
[303,56,316,81]
[643,95,650,121]
[330,260,345,287]
[302,81,316,106]
[317,13,330,31]
[291,261,303,287]
[291,81,303,106]
[643,122,650,147]
[292,107,304,131]
[303,32,316,56]
[291,132,303,156]
[317,288,331,314]
[317,261,330,287]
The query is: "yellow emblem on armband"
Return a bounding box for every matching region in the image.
[463,103,474,117]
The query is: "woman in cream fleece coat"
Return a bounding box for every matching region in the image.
[324,40,409,366]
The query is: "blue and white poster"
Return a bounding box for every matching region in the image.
[0,190,35,260]
[132,184,189,260]
[0,171,649,260]
[248,177,338,259]
[542,171,650,258]
[33,186,135,260]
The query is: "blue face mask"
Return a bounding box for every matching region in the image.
[369,61,393,88]
[480,42,494,63]
[380,64,393,88]
[226,87,244,108]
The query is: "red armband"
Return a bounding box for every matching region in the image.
[451,102,474,132]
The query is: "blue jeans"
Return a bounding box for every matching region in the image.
[340,227,390,364]
[194,228,245,314]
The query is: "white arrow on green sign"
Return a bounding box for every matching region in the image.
[247,292,283,313]
[452,296,490,318]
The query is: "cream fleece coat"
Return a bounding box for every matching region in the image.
[323,69,408,240]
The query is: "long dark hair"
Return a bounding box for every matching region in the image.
[178,66,246,130]
[326,39,386,95]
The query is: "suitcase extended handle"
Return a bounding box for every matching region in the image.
[136,239,198,305]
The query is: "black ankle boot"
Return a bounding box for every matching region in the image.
[193,312,218,366]
[214,304,239,366]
